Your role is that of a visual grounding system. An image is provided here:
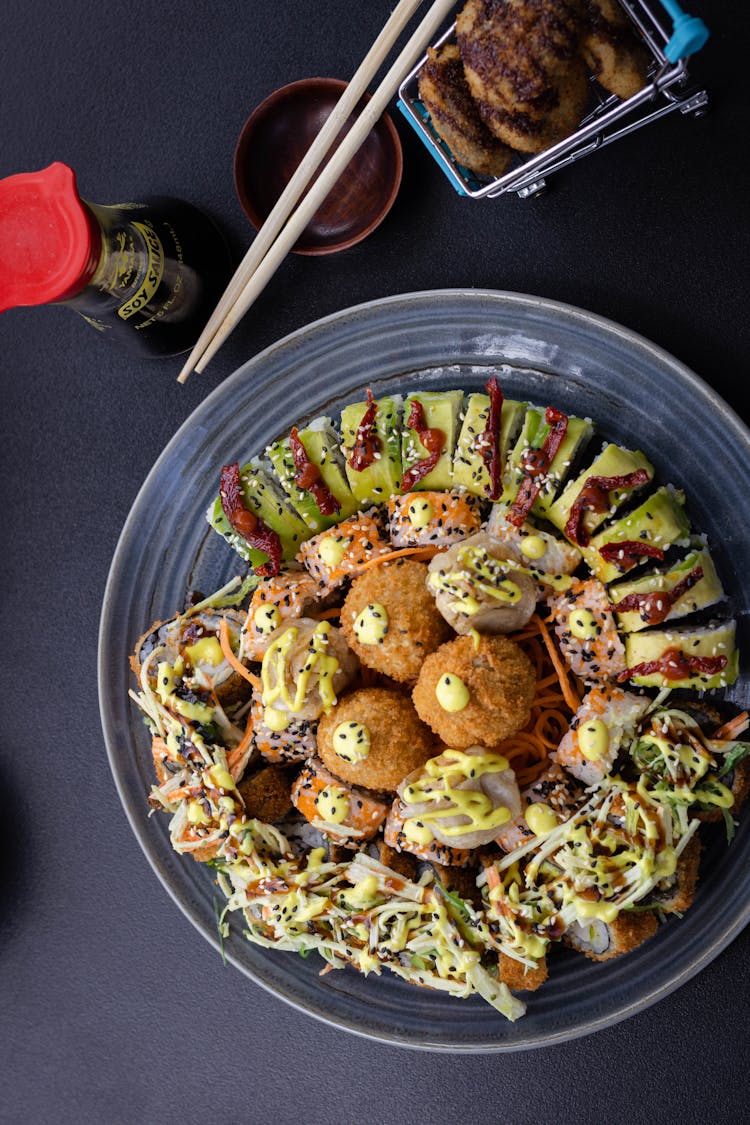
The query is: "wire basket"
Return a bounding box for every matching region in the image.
[397,0,709,198]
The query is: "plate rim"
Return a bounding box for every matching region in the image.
[98,287,750,1051]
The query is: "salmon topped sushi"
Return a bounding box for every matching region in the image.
[547,578,627,684]
[240,568,324,661]
[486,509,582,596]
[494,762,584,852]
[291,758,390,847]
[297,508,392,595]
[386,490,483,549]
[553,686,649,787]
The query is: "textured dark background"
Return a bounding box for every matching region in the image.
[2,2,749,1122]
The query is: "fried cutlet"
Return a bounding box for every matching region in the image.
[457,0,589,154]
[418,44,514,178]
[582,0,649,100]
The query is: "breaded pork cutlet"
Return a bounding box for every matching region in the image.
[456,0,589,154]
[582,0,649,100]
[418,44,514,178]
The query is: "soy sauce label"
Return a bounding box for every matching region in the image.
[117,220,165,320]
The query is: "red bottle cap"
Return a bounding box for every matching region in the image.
[0,162,101,313]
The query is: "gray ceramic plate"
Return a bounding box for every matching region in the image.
[99,289,750,1051]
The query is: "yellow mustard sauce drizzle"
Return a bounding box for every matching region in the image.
[435,673,470,712]
[264,706,291,732]
[457,546,522,604]
[578,719,610,761]
[407,497,433,529]
[520,534,547,560]
[569,607,598,639]
[334,720,371,762]
[315,785,350,824]
[155,660,214,721]
[253,603,280,635]
[184,635,224,666]
[319,535,351,568]
[402,749,512,839]
[261,622,340,714]
[525,803,558,836]
[353,602,389,645]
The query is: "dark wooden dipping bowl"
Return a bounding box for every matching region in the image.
[234,77,403,256]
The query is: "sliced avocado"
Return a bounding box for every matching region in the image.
[267,417,358,533]
[452,393,526,496]
[624,620,738,689]
[206,458,311,568]
[340,394,403,506]
[547,444,655,538]
[581,486,691,584]
[611,546,725,633]
[501,409,594,517]
[401,389,464,492]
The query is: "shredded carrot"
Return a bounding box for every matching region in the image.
[533,613,581,713]
[227,707,255,779]
[355,545,439,573]
[219,618,262,692]
[713,710,749,741]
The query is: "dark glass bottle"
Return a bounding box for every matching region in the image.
[0,162,233,358]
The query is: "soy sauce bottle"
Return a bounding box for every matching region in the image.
[0,162,232,358]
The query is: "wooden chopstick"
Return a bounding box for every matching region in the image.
[178,0,455,382]
[177,0,424,384]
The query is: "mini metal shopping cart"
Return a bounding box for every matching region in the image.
[397,0,710,198]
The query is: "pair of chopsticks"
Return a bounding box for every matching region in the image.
[178,0,456,384]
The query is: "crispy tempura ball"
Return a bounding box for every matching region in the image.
[412,634,535,747]
[341,559,451,683]
[317,687,436,791]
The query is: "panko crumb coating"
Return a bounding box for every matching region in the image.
[317,687,436,791]
[413,634,536,747]
[341,560,451,683]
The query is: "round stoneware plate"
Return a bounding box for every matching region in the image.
[99,290,750,1051]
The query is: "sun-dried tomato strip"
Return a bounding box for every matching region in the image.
[598,539,665,572]
[347,388,381,472]
[219,462,282,577]
[401,400,445,492]
[289,427,340,516]
[564,469,651,547]
[618,647,727,683]
[612,565,703,626]
[506,406,569,527]
[477,376,504,501]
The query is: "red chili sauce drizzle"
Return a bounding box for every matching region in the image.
[477,376,504,501]
[401,401,445,492]
[598,539,665,572]
[347,388,381,472]
[618,646,727,683]
[289,427,340,516]
[564,469,651,547]
[612,565,703,627]
[506,407,569,527]
[219,462,282,577]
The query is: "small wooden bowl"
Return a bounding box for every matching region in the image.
[234,77,403,256]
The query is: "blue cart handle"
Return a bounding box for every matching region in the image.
[659,0,709,62]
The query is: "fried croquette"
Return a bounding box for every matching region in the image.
[582,0,649,100]
[498,951,548,991]
[237,765,294,822]
[317,687,436,791]
[412,634,536,747]
[341,559,451,683]
[418,44,514,178]
[457,0,589,154]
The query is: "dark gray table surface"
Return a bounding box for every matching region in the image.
[2,2,749,1122]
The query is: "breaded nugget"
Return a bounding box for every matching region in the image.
[457,0,589,153]
[341,559,451,683]
[377,840,419,883]
[412,634,536,747]
[418,44,514,178]
[583,0,649,100]
[317,687,435,791]
[237,765,293,822]
[431,861,483,908]
[565,908,658,961]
